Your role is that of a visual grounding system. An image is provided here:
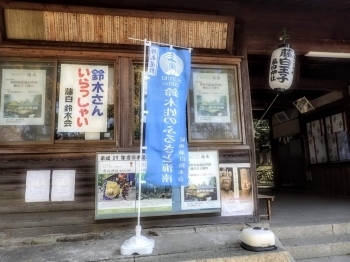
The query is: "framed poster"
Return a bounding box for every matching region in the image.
[219,163,253,216]
[0,60,55,144]
[187,64,242,143]
[275,111,289,123]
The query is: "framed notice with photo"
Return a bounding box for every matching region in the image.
[187,64,242,143]
[0,60,55,144]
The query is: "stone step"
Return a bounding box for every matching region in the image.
[0,229,295,262]
[270,221,350,240]
[296,255,350,262]
[281,234,350,260]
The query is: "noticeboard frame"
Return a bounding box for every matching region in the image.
[94,150,221,220]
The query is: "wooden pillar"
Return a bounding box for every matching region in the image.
[0,7,5,44]
[235,20,259,222]
[120,57,132,148]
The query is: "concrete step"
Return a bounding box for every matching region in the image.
[271,221,350,240]
[0,228,294,262]
[296,255,350,262]
[281,234,350,260]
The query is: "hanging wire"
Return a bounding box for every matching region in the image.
[254,93,280,129]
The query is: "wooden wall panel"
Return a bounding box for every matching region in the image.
[0,148,252,237]
[0,159,98,236]
[309,165,350,198]
[4,8,233,52]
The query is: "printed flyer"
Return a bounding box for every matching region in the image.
[181,151,221,210]
[219,163,253,216]
[95,153,172,219]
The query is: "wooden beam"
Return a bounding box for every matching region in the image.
[246,36,350,55]
[250,76,347,91]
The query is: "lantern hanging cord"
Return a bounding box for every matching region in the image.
[255,93,279,128]
[279,28,290,44]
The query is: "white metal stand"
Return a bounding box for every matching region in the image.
[121,39,154,256]
[120,225,155,255]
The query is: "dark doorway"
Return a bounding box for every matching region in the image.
[274,136,306,189]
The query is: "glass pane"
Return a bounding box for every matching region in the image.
[188,65,242,143]
[133,64,143,142]
[55,62,115,141]
[0,60,54,143]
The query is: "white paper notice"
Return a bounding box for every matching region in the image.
[51,170,76,201]
[25,170,50,202]
[181,151,221,210]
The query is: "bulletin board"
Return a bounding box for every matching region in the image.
[95,150,221,220]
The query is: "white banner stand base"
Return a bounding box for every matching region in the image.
[120,225,154,255]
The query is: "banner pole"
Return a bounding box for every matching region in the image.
[120,39,155,256]
[136,39,148,230]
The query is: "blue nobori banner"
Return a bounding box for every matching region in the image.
[145,44,191,186]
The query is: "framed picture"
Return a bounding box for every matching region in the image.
[275,111,289,123]
[187,64,242,143]
[293,96,315,113]
[0,59,55,144]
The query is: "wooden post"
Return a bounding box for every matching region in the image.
[235,20,259,222]
[0,6,5,44]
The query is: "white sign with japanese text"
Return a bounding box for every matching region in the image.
[58,64,109,132]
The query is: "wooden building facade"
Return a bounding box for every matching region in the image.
[1,0,350,238]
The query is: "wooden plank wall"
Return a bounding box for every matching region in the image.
[5,8,232,50]
[308,165,350,197]
[0,151,253,239]
[0,154,101,238]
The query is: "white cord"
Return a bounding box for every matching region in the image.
[254,93,279,128]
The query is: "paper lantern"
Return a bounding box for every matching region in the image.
[269,43,296,92]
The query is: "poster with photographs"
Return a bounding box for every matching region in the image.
[181,150,221,210]
[219,163,253,216]
[0,69,46,126]
[95,152,172,219]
